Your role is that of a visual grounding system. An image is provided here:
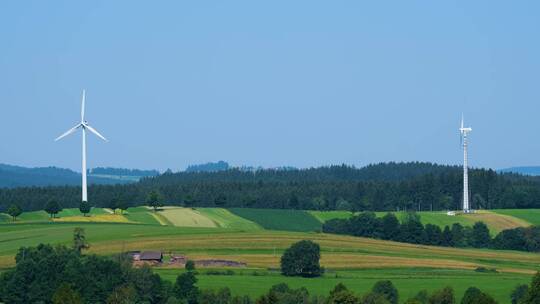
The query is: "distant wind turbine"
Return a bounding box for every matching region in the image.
[55,90,108,202]
[460,114,472,213]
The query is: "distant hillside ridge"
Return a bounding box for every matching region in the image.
[499,166,540,176]
[186,161,230,172]
[0,163,145,188]
[89,167,159,177]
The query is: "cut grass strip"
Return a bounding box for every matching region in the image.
[309,211,354,223]
[151,212,172,226]
[461,210,530,233]
[492,209,538,226]
[125,211,162,225]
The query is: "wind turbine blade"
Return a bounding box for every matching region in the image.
[461,114,464,129]
[85,124,108,142]
[81,89,86,122]
[55,124,81,141]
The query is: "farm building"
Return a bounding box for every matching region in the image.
[130,251,163,266]
[140,251,163,262]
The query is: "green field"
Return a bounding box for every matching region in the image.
[197,208,262,230]
[2,207,540,302]
[18,210,51,222]
[229,208,322,232]
[124,207,163,225]
[155,268,530,303]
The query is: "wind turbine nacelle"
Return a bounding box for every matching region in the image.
[460,127,472,133]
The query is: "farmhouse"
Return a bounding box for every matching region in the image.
[140,251,163,262]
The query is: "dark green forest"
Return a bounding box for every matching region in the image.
[2,162,540,212]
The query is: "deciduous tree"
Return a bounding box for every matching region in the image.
[7,204,22,221]
[280,240,322,277]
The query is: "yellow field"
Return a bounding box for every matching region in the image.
[86,230,540,274]
[53,214,131,223]
[461,210,530,232]
[159,207,218,227]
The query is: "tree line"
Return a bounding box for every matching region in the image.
[2,162,540,213]
[322,212,540,252]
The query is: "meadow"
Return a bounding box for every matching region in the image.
[1,207,540,302]
[155,268,530,302]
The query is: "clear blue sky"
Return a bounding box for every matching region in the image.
[1,1,539,171]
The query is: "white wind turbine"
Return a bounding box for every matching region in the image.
[460,115,472,213]
[55,90,108,202]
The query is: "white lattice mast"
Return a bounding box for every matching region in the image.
[55,90,108,202]
[460,115,472,213]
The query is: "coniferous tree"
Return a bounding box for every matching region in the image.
[471,222,491,248]
[428,287,455,304]
[381,213,400,240]
[174,272,199,304]
[461,287,496,304]
[425,224,442,246]
[441,226,454,247]
[525,272,540,304]
[511,284,528,304]
[372,280,399,304]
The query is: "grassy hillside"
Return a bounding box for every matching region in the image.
[493,209,540,226]
[229,208,322,232]
[2,222,540,272]
[124,207,163,225]
[0,221,539,302]
[310,210,532,234]
[3,207,536,234]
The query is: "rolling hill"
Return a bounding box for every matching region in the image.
[1,212,539,303]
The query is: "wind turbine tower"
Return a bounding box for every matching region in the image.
[460,115,472,213]
[55,90,108,202]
